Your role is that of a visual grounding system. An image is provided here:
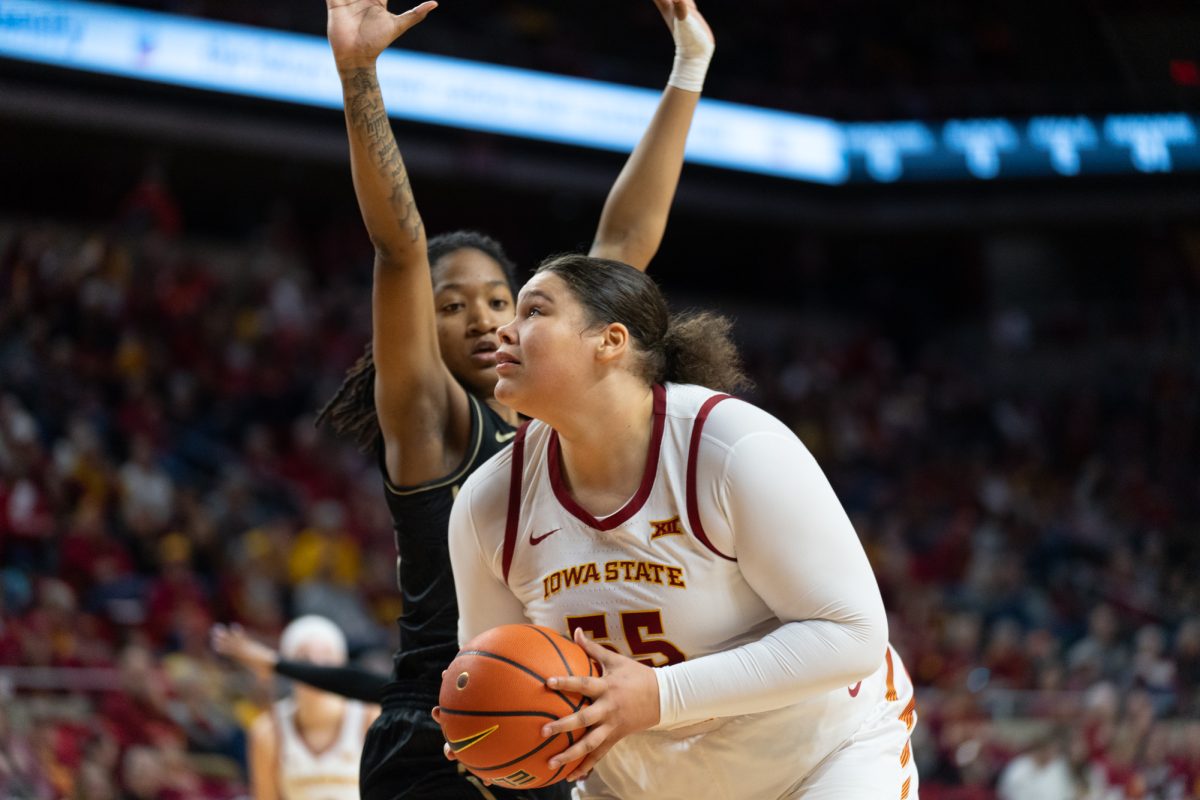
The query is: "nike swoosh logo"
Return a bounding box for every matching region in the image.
[446,724,499,753]
[530,528,561,546]
[847,681,863,698]
[495,430,517,443]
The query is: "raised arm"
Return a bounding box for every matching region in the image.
[328,0,470,484]
[588,0,715,270]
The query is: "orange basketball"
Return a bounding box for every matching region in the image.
[437,624,596,789]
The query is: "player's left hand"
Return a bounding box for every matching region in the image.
[540,628,661,782]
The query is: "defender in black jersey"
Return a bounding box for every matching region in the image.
[229,0,717,797]
[359,394,536,799]
[382,394,514,685]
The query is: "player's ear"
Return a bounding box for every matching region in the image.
[594,323,629,364]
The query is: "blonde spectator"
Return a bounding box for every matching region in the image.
[242,616,379,800]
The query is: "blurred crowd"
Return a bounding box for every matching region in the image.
[104,0,1191,118]
[741,254,1200,797]
[0,183,1198,798]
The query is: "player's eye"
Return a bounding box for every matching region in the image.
[491,298,510,310]
[441,302,463,313]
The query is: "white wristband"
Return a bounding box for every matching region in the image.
[667,13,714,93]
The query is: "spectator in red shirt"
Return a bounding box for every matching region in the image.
[145,533,209,649]
[100,643,180,752]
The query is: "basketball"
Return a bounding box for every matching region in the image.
[437,624,597,789]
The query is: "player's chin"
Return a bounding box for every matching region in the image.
[492,376,529,411]
[493,375,517,402]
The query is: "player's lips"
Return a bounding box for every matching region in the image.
[470,339,499,366]
[495,350,520,373]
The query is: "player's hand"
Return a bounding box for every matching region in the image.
[430,706,459,762]
[540,628,661,782]
[432,707,500,785]
[432,679,461,763]
[209,623,278,682]
[651,0,714,48]
[327,0,438,72]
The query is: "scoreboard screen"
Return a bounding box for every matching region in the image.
[2,0,1198,186]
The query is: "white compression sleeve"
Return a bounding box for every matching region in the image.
[667,13,715,93]
[654,424,888,728]
[449,467,531,645]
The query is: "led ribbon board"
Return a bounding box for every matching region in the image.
[2,0,1199,184]
[0,0,846,185]
[843,116,1200,182]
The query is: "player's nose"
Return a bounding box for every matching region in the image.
[465,301,497,336]
[497,317,517,344]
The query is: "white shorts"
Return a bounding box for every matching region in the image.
[574,646,919,800]
[783,686,918,800]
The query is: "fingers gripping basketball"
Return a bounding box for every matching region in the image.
[436,624,598,789]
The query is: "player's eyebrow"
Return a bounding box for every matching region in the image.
[519,289,556,304]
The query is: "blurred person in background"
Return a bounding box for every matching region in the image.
[101,643,180,754]
[1067,606,1128,688]
[996,727,1081,800]
[0,706,57,800]
[1174,618,1200,715]
[72,760,118,800]
[242,615,379,800]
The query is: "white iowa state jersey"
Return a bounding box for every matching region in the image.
[451,384,916,799]
[275,697,364,800]
[506,384,775,673]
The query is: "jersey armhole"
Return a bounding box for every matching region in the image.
[381,393,486,497]
[501,422,531,584]
[685,394,737,562]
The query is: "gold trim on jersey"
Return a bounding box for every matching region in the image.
[620,608,687,667]
[649,515,684,540]
[383,393,487,497]
[543,559,686,600]
[543,562,603,600]
[603,559,685,588]
[561,610,688,667]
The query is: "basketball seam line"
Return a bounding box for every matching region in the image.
[525,625,575,678]
[438,709,559,719]
[457,649,584,714]
[524,626,585,712]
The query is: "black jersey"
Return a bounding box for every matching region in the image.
[381,393,517,682]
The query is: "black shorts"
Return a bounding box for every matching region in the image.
[361,681,572,800]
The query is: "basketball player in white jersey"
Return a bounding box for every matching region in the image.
[248,616,380,800]
[440,255,919,799]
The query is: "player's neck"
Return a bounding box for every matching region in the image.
[484,395,521,426]
[295,690,347,728]
[552,380,655,518]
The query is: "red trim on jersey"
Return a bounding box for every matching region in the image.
[501,422,530,585]
[685,393,736,562]
[547,384,667,532]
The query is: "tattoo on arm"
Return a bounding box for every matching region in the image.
[342,68,424,250]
